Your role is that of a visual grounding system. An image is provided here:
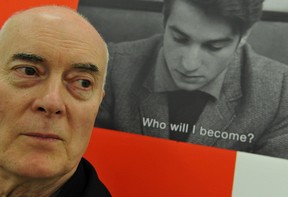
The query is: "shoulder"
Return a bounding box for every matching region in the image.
[80,158,111,197]
[238,45,288,102]
[108,34,163,56]
[106,34,162,77]
[243,44,288,75]
[57,158,111,197]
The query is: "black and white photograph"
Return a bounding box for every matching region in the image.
[78,0,288,159]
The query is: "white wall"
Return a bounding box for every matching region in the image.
[144,0,288,12]
[263,0,288,12]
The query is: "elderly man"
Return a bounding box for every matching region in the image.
[0,6,110,196]
[96,0,288,159]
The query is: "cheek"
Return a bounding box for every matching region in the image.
[204,51,235,75]
[66,104,98,160]
[70,113,98,159]
[0,85,20,126]
[0,107,20,156]
[74,105,98,129]
[164,35,177,57]
[164,45,183,69]
[70,96,101,135]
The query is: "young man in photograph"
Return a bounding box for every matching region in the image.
[96,0,288,159]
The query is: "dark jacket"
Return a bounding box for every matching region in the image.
[97,35,288,159]
[57,158,111,197]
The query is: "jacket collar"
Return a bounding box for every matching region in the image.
[135,38,244,145]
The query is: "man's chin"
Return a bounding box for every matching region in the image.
[175,82,203,91]
[17,164,64,179]
[10,156,73,179]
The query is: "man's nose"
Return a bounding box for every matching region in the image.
[31,80,66,117]
[181,45,202,72]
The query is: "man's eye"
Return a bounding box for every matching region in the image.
[171,31,189,44]
[77,79,92,89]
[205,43,226,52]
[15,67,38,76]
[173,35,189,44]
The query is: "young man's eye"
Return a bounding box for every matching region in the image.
[206,44,224,52]
[205,41,232,52]
[173,35,189,43]
[171,31,189,44]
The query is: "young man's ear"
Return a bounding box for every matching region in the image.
[238,28,252,48]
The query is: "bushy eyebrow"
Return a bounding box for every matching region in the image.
[72,63,99,73]
[11,53,46,63]
[11,53,99,74]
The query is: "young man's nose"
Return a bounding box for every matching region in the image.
[181,46,202,72]
[31,81,66,117]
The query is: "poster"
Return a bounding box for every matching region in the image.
[78,0,288,159]
[77,1,288,196]
[1,1,288,196]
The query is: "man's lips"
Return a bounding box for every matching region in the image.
[22,133,63,141]
[176,71,202,78]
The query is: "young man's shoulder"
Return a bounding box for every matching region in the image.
[108,34,163,55]
[238,44,288,99]
[244,44,288,75]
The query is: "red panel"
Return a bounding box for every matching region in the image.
[85,128,237,197]
[0,0,79,28]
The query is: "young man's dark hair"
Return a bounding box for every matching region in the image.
[163,0,264,35]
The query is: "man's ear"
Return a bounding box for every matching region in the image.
[238,28,252,48]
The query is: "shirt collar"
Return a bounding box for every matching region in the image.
[153,47,227,100]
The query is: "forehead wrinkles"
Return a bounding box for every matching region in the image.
[21,14,96,44]
[2,14,102,61]
[0,9,108,72]
[33,27,96,53]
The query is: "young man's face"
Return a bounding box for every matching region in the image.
[163,0,242,91]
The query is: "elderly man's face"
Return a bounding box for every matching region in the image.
[163,0,242,91]
[0,10,106,179]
